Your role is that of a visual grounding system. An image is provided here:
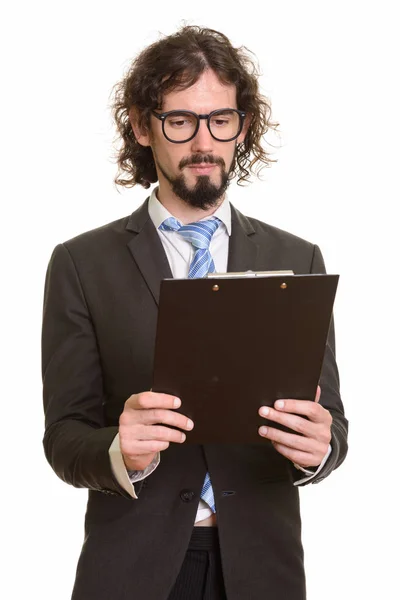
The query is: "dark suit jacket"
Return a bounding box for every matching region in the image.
[42,199,348,600]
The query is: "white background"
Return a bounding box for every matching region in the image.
[2,1,399,599]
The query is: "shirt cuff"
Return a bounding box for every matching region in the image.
[293,444,332,486]
[108,433,160,498]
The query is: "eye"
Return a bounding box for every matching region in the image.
[169,119,189,127]
[210,110,235,127]
[166,114,196,128]
[212,118,230,127]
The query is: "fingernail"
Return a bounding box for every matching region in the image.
[187,419,194,430]
[174,398,181,408]
[259,426,268,435]
[181,432,186,442]
[260,407,269,416]
[275,400,284,409]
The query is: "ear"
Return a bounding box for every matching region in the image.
[237,112,252,145]
[129,107,152,147]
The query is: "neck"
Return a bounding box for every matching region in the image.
[156,184,225,224]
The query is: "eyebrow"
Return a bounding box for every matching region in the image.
[155,108,239,115]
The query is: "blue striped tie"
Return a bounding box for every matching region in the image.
[160,215,220,513]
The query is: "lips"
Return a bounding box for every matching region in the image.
[188,164,216,174]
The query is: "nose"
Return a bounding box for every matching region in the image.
[190,118,214,154]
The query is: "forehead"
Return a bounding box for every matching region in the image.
[162,70,237,112]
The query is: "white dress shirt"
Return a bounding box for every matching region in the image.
[109,187,331,522]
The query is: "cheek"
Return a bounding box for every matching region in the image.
[153,140,182,169]
[221,145,236,169]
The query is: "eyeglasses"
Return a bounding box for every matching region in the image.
[151,108,246,144]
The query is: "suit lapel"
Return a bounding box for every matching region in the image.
[228,204,259,272]
[126,198,172,306]
[125,198,262,305]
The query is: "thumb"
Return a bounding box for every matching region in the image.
[315,385,321,403]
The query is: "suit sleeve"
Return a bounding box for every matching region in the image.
[293,244,349,486]
[42,243,133,498]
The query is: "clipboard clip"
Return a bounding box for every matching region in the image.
[207,270,294,279]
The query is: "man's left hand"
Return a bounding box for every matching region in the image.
[258,386,332,468]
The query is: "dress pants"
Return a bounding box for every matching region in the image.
[167,527,227,600]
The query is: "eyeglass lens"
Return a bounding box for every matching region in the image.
[164,110,241,142]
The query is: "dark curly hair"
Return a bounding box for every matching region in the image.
[112,25,278,189]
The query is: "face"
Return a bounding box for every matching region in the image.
[131,70,249,210]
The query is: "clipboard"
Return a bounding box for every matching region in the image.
[152,272,339,444]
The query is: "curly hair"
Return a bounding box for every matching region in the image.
[112,25,278,189]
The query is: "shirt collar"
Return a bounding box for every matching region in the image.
[148,186,232,236]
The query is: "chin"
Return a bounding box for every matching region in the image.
[188,171,220,186]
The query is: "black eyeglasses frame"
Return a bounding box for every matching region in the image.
[151,108,246,144]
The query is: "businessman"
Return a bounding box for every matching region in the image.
[42,25,348,600]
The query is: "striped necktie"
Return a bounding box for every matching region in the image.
[159,215,221,513]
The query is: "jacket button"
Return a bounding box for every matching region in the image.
[180,489,195,502]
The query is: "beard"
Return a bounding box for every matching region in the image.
[155,152,234,211]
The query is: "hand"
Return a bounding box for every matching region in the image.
[119,392,194,471]
[257,386,332,468]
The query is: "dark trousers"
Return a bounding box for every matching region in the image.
[167,527,227,600]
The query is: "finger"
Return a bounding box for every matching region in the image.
[269,442,319,467]
[122,439,171,456]
[315,385,321,403]
[271,398,329,423]
[258,406,315,437]
[125,391,181,411]
[258,424,321,453]
[134,424,187,444]
[138,408,194,432]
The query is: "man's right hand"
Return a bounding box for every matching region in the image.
[119,392,194,471]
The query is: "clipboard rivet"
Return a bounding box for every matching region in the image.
[212,285,219,292]
[280,283,287,289]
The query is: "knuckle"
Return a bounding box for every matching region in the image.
[312,439,324,455]
[153,425,169,440]
[152,408,165,422]
[120,425,143,449]
[321,429,332,445]
[121,440,138,456]
[147,441,159,453]
[294,417,308,436]
[149,440,168,452]
[283,449,296,462]
[298,432,316,451]
[119,410,131,427]
[316,421,331,443]
[137,391,152,408]
[295,436,308,452]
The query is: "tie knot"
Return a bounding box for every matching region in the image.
[160,216,221,250]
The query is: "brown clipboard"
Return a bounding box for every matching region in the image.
[152,273,339,444]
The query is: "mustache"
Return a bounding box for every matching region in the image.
[179,154,225,169]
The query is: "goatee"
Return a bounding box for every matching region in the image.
[157,154,233,211]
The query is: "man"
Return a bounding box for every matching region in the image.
[42,25,348,600]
